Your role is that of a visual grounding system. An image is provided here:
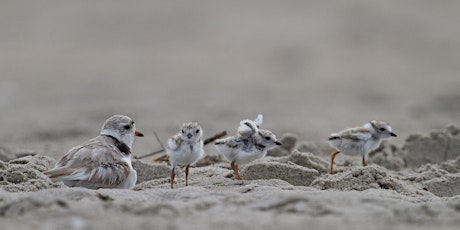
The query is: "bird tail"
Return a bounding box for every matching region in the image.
[44,167,75,180]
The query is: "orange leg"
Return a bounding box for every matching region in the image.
[185,165,190,186]
[329,151,341,174]
[170,168,175,189]
[231,162,243,180]
[362,157,367,167]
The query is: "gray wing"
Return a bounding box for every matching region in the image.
[167,134,182,152]
[339,127,372,141]
[214,136,242,161]
[44,138,130,188]
[215,136,240,148]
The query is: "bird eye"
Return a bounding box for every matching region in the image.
[124,125,131,130]
[379,128,386,132]
[265,136,271,140]
[196,129,200,134]
[181,130,185,134]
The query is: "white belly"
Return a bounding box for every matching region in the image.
[329,138,382,157]
[119,169,137,189]
[119,156,137,189]
[215,144,238,162]
[168,144,204,168]
[234,149,266,165]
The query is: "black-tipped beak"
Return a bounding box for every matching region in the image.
[275,141,282,146]
[135,130,144,137]
[187,133,193,139]
[390,132,397,137]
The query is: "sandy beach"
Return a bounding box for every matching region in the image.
[1,1,460,229]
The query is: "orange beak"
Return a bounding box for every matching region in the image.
[135,130,144,137]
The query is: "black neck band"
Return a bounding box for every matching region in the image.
[102,135,131,155]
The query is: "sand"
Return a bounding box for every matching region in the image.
[2,127,460,230]
[1,0,460,229]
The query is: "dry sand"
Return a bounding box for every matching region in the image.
[1,0,460,229]
[2,127,460,230]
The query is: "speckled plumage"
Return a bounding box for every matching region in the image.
[328,120,397,174]
[215,115,281,179]
[166,122,204,188]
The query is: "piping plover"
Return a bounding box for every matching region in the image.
[166,122,204,189]
[44,115,144,189]
[328,120,397,174]
[215,115,281,180]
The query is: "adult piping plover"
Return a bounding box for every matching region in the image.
[215,115,281,180]
[328,120,397,174]
[166,122,204,189]
[44,115,144,189]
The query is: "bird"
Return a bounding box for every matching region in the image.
[44,115,144,189]
[215,115,281,180]
[166,122,204,189]
[327,120,397,174]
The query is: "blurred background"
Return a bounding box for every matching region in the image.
[1,0,459,159]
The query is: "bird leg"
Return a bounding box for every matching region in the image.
[362,157,367,167]
[231,162,243,180]
[185,165,190,186]
[329,151,341,174]
[170,168,175,189]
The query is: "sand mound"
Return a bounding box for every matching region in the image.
[242,161,319,186]
[402,125,460,168]
[267,133,298,157]
[0,155,62,192]
[284,150,329,174]
[9,155,56,172]
[132,160,170,184]
[311,166,404,192]
[368,141,405,171]
[422,175,460,197]
[407,156,460,197]
[241,151,327,186]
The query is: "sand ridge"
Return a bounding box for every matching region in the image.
[1,126,460,229]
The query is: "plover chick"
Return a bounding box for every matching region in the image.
[215,117,281,180]
[166,122,204,189]
[328,120,397,174]
[44,115,144,189]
